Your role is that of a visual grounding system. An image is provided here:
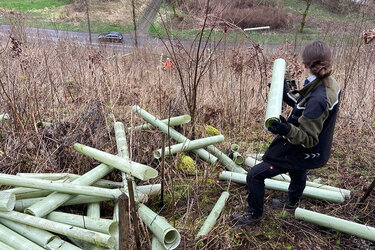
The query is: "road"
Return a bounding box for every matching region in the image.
[0,24,289,55]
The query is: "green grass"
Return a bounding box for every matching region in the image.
[149,23,347,46]
[283,0,351,23]
[2,17,133,34]
[0,0,72,12]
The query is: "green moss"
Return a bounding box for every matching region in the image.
[177,155,196,174]
[205,125,220,136]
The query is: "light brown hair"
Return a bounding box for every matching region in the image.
[302,41,332,83]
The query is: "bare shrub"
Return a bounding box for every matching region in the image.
[182,0,290,29]
[222,6,290,29]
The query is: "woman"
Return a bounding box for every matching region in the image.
[232,41,341,225]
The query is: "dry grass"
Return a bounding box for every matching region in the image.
[0,28,374,249]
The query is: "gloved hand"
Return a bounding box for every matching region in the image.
[268,115,291,136]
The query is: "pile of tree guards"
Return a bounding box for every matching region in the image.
[0,106,235,249]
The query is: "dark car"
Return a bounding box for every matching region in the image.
[98,32,123,43]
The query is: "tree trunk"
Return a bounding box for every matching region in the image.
[131,0,138,48]
[84,0,92,43]
[299,0,312,33]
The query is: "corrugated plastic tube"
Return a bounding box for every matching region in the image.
[132,105,217,164]
[0,223,45,250]
[153,135,225,159]
[73,143,158,181]
[245,156,351,199]
[196,191,230,239]
[0,240,15,250]
[295,208,375,242]
[138,203,181,249]
[0,191,15,211]
[264,58,286,128]
[129,114,191,131]
[206,145,247,174]
[219,171,345,203]
[232,152,244,165]
[15,196,110,212]
[0,211,115,248]
[46,211,117,235]
[0,218,57,247]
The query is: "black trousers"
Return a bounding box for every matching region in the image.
[246,161,306,217]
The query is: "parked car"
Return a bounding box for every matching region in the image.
[98,32,123,43]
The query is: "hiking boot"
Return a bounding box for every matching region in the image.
[231,212,263,226]
[271,197,298,209]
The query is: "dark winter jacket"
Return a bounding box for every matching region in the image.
[263,76,341,170]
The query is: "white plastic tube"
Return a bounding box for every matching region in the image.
[73,143,158,181]
[129,115,191,131]
[206,145,247,174]
[264,58,286,128]
[153,135,225,158]
[14,196,110,212]
[138,203,180,249]
[0,223,45,250]
[87,203,101,218]
[196,191,230,238]
[46,211,117,235]
[295,208,375,242]
[0,218,60,248]
[45,237,82,250]
[0,211,115,248]
[0,240,15,250]
[219,171,345,203]
[0,191,15,211]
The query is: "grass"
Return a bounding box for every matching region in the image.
[0,0,72,12]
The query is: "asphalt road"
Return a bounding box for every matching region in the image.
[0,24,288,54]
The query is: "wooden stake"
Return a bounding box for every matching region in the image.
[127,178,141,250]
[118,193,129,250]
[161,134,166,206]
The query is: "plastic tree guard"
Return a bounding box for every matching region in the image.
[73,143,158,181]
[0,211,115,248]
[138,203,180,249]
[153,135,224,159]
[196,191,230,238]
[264,58,286,128]
[219,171,345,203]
[129,115,191,131]
[206,145,247,174]
[295,208,375,242]
[0,191,15,211]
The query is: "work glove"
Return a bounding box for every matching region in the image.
[267,79,296,90]
[268,115,291,136]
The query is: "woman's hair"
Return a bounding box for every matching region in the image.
[302,41,332,81]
